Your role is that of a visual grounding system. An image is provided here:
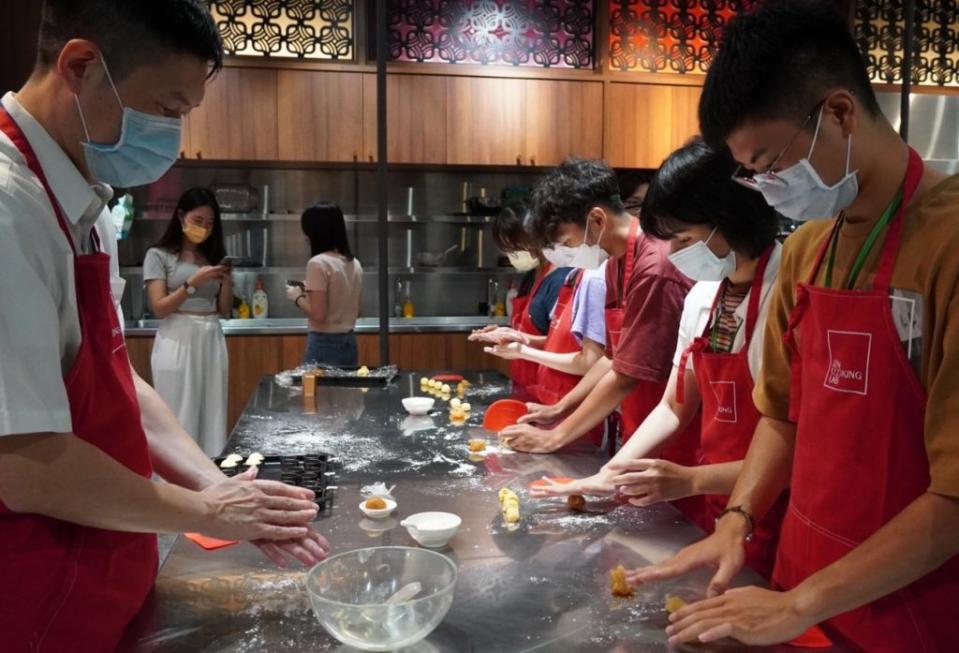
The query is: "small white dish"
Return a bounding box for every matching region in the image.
[359,498,397,520]
[402,397,435,416]
[400,512,462,548]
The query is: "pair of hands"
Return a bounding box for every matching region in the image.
[532,469,815,646]
[188,265,230,288]
[468,326,531,346]
[199,468,331,567]
[628,523,814,647]
[496,401,567,453]
[528,458,698,507]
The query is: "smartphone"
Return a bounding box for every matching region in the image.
[218,256,238,268]
[287,280,306,289]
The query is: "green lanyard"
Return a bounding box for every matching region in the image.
[824,189,903,290]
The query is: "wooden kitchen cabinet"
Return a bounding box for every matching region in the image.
[363,74,448,164]
[446,77,527,165]
[606,82,702,169]
[278,70,367,162]
[184,68,278,161]
[524,80,604,166]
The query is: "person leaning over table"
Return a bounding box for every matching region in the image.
[287,202,363,367]
[468,202,571,402]
[498,159,698,467]
[533,137,787,579]
[145,187,231,456]
[625,2,959,650]
[0,3,329,651]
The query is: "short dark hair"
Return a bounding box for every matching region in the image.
[493,202,534,253]
[37,0,223,80]
[530,158,625,246]
[302,202,355,261]
[641,137,779,259]
[699,0,880,149]
[616,169,655,214]
[154,187,227,264]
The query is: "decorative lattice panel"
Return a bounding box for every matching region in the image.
[856,1,959,87]
[609,0,756,74]
[382,0,595,69]
[209,0,354,60]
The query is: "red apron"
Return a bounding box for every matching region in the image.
[535,271,605,447]
[775,147,959,651]
[0,108,158,652]
[677,247,785,578]
[606,223,700,463]
[510,265,551,402]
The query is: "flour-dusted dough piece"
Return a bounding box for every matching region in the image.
[609,566,633,598]
[498,488,520,523]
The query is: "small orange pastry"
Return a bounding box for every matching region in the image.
[609,565,634,598]
[567,494,586,511]
[665,595,687,614]
[468,439,487,452]
[364,497,387,510]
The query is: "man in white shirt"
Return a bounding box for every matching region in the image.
[0,2,328,649]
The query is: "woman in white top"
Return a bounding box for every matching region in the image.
[532,138,787,577]
[144,187,231,456]
[287,202,363,366]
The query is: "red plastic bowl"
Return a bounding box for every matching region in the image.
[483,399,529,432]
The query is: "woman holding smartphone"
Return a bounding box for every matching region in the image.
[287,202,363,366]
[144,187,232,455]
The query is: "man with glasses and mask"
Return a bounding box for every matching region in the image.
[626,2,959,650]
[0,3,329,649]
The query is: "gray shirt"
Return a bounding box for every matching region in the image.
[143,247,220,313]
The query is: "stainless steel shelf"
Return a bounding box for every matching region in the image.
[121,266,517,276]
[135,212,499,224]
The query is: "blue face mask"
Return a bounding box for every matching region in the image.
[75,56,182,187]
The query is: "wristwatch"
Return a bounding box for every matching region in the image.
[183,281,197,296]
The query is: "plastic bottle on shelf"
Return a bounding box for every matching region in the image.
[237,297,251,319]
[487,278,500,318]
[506,282,518,319]
[252,278,269,319]
[402,282,415,318]
[494,289,506,317]
[394,280,404,317]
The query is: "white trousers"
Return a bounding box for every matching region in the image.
[151,313,228,456]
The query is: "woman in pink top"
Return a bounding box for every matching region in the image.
[287,203,363,366]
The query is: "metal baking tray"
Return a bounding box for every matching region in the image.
[213,454,338,511]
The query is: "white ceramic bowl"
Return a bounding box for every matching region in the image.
[359,498,397,520]
[402,397,435,416]
[400,512,462,548]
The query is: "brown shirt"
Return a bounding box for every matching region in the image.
[754,174,959,498]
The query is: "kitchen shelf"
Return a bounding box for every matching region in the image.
[136,212,499,225]
[121,266,517,276]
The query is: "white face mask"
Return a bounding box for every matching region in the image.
[668,227,737,281]
[568,221,609,270]
[507,250,539,272]
[543,245,577,268]
[752,106,858,221]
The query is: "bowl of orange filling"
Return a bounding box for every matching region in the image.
[359,496,397,520]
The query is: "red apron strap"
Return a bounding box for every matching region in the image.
[0,105,78,256]
[873,147,923,292]
[616,220,640,308]
[676,338,707,405]
[743,245,774,347]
